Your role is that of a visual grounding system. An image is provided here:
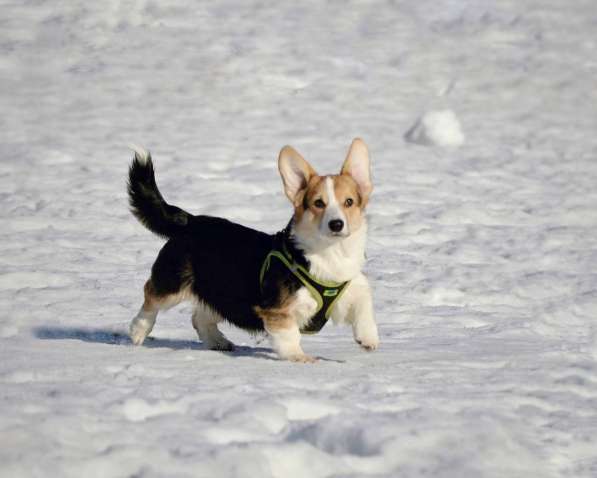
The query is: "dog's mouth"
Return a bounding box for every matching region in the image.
[328,230,349,238]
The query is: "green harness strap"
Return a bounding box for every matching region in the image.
[259,244,350,334]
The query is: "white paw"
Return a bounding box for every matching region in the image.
[129,319,151,346]
[130,328,146,346]
[355,334,379,352]
[353,319,379,352]
[287,354,318,363]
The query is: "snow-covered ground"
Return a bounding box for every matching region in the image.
[2,1,597,477]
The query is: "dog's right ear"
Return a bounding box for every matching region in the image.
[278,146,317,206]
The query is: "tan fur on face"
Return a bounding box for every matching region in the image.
[294,174,365,234]
[294,175,324,224]
[333,174,365,232]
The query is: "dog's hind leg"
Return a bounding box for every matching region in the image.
[129,279,187,345]
[191,303,235,351]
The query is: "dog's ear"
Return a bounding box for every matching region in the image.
[340,138,372,207]
[278,146,317,206]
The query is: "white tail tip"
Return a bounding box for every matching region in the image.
[127,143,151,164]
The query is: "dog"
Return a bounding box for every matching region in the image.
[127,138,378,362]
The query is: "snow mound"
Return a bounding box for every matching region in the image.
[120,398,189,422]
[405,109,465,147]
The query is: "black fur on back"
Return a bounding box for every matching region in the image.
[148,218,304,332]
[127,151,309,333]
[127,151,191,238]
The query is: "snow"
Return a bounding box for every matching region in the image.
[2,1,597,477]
[404,110,465,147]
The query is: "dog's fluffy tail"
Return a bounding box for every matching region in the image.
[127,146,191,239]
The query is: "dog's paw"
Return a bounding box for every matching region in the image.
[206,338,236,352]
[129,320,151,346]
[356,336,379,352]
[353,320,379,352]
[287,354,318,363]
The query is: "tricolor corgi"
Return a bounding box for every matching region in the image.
[127,138,378,362]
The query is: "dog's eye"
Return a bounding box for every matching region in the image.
[314,199,326,209]
[344,198,354,207]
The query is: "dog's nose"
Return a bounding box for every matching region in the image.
[328,219,344,232]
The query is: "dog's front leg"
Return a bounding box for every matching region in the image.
[347,274,379,351]
[263,317,316,363]
[256,287,318,363]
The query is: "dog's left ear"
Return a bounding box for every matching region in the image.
[341,138,372,207]
[278,145,317,206]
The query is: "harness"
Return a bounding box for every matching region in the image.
[259,242,350,334]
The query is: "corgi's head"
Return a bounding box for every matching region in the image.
[278,138,372,245]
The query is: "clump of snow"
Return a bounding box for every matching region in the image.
[3,370,37,384]
[282,398,340,421]
[0,325,18,338]
[120,397,189,422]
[405,109,465,147]
[0,272,73,290]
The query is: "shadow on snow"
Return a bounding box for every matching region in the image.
[33,326,277,360]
